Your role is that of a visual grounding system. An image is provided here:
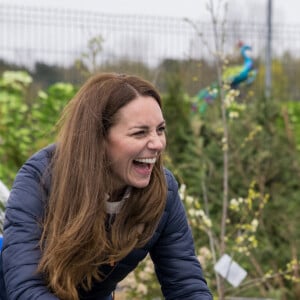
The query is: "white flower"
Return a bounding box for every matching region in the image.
[202,215,212,228]
[229,111,239,119]
[178,184,186,199]
[185,195,194,205]
[251,219,259,232]
[229,198,239,211]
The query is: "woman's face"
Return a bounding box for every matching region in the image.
[106,95,166,190]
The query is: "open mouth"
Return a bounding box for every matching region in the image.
[133,157,156,170]
[134,158,156,164]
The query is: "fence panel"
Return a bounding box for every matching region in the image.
[1,4,300,98]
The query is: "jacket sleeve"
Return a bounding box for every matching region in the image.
[1,147,59,299]
[150,170,213,300]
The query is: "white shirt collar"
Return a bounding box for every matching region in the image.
[105,186,131,214]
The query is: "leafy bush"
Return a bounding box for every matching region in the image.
[0,70,77,187]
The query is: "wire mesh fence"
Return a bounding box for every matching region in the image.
[1,4,300,97]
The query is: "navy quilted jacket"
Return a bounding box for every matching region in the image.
[0,145,213,300]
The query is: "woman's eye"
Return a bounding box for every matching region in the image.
[133,130,146,136]
[157,126,166,134]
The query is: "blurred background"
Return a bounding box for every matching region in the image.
[0,0,300,98]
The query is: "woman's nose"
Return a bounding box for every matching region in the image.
[147,134,166,150]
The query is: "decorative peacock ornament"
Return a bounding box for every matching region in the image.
[193,41,257,115]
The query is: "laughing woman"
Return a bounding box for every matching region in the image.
[0,73,213,300]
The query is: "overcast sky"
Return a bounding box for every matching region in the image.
[1,0,300,25]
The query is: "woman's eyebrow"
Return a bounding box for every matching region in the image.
[129,120,166,130]
[129,125,149,130]
[158,121,166,126]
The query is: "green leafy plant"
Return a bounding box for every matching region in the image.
[0,70,77,187]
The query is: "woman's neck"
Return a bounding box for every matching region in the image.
[108,186,128,202]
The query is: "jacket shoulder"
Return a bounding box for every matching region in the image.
[149,168,179,239]
[164,168,178,194]
[5,144,55,218]
[26,144,55,173]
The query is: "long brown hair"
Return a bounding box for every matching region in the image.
[38,73,167,299]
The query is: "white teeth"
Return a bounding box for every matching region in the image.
[135,157,156,164]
